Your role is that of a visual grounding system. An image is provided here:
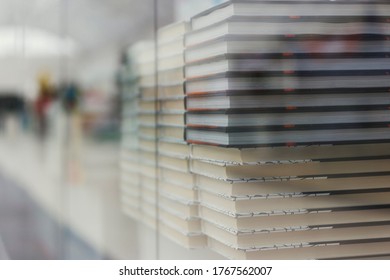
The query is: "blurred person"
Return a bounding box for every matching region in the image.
[62,82,80,114]
[58,82,85,185]
[0,93,27,135]
[34,72,55,139]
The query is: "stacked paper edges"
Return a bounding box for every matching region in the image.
[184,0,390,259]
[157,21,207,248]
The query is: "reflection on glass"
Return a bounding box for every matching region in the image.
[0,0,389,261]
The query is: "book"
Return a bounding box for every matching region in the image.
[140,185,157,205]
[139,87,158,101]
[159,208,202,234]
[159,168,195,188]
[159,222,207,249]
[158,141,190,158]
[159,193,200,218]
[139,74,156,87]
[191,156,390,180]
[191,1,390,31]
[158,21,191,45]
[186,126,390,147]
[185,89,390,110]
[135,150,157,165]
[139,138,157,152]
[187,16,390,46]
[139,199,158,229]
[137,163,157,178]
[158,67,185,86]
[138,113,157,127]
[160,155,190,172]
[159,180,198,203]
[158,84,185,99]
[185,35,390,62]
[158,112,186,127]
[185,72,390,94]
[185,53,390,78]
[207,236,390,260]
[196,173,390,198]
[158,54,185,71]
[190,143,390,163]
[203,219,390,250]
[120,172,141,217]
[199,205,390,233]
[160,98,186,113]
[138,100,159,114]
[186,109,390,128]
[158,39,186,58]
[139,126,157,140]
[158,126,186,142]
[198,189,390,216]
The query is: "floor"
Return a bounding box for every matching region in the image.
[0,116,137,259]
[0,115,223,260]
[0,171,104,259]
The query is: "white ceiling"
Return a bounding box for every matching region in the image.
[0,0,227,96]
[0,0,175,96]
[0,0,175,54]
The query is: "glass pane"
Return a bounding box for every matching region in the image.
[1,0,389,261]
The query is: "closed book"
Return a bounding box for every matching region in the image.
[185,52,390,78]
[185,71,390,94]
[187,16,390,46]
[185,35,389,62]
[186,109,390,128]
[196,173,390,198]
[198,189,390,216]
[203,219,390,250]
[200,205,390,234]
[186,126,390,147]
[208,237,390,260]
[191,1,390,30]
[185,88,390,110]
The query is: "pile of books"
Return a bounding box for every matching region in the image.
[157,22,207,248]
[136,41,159,229]
[190,144,390,259]
[119,41,158,228]
[184,0,390,259]
[185,0,390,147]
[119,43,143,221]
[118,0,390,259]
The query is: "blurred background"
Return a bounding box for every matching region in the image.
[0,0,225,259]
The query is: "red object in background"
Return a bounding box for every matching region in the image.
[35,95,51,118]
[34,84,54,138]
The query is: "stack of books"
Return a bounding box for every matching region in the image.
[135,41,159,229]
[184,0,390,259]
[119,41,158,228]
[191,144,390,259]
[119,43,144,221]
[185,1,390,147]
[157,22,207,248]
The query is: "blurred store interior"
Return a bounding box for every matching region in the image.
[0,0,225,259]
